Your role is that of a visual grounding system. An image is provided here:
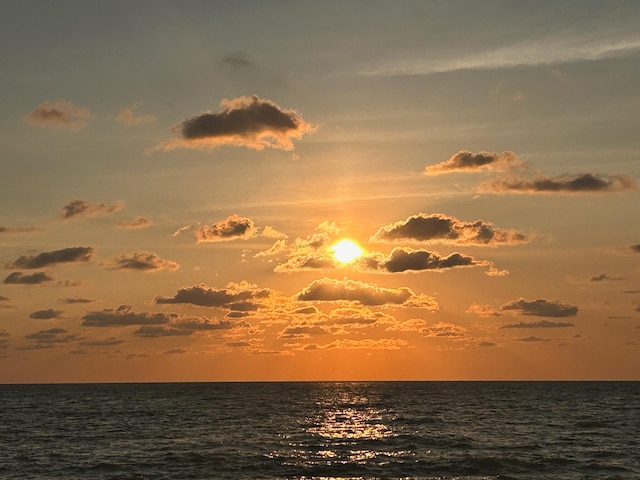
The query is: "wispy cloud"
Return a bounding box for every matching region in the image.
[362,35,640,76]
[151,95,315,152]
[116,217,152,229]
[116,103,157,126]
[0,226,39,234]
[106,251,180,272]
[27,99,93,130]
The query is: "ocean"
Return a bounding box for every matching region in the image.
[0,381,638,479]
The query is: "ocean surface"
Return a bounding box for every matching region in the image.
[0,382,638,480]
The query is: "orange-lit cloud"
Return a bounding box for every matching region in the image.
[82,305,176,327]
[27,99,93,130]
[152,95,316,152]
[500,320,575,328]
[61,200,123,220]
[6,247,94,269]
[116,103,157,126]
[3,271,55,285]
[371,213,529,246]
[117,217,152,229]
[175,214,280,243]
[106,251,180,272]
[422,321,469,339]
[296,277,438,309]
[60,297,96,304]
[483,173,636,194]
[425,150,522,175]
[133,317,246,338]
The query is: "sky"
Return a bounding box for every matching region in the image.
[1,0,639,382]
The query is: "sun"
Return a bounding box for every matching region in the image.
[330,238,364,264]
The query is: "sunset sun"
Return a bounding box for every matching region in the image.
[330,239,364,264]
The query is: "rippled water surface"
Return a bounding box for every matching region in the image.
[0,381,638,479]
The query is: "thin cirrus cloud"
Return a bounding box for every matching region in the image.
[295,277,438,309]
[107,251,180,272]
[61,200,123,220]
[116,103,157,126]
[468,298,578,318]
[151,95,316,152]
[3,272,54,285]
[370,213,529,246]
[5,247,94,269]
[425,150,522,175]
[482,173,636,194]
[27,99,93,130]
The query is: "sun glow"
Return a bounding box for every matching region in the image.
[330,239,364,264]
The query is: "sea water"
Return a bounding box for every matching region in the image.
[0,381,638,479]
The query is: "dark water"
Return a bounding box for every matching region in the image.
[0,382,638,479]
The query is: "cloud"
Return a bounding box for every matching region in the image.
[0,330,10,351]
[483,173,636,194]
[61,200,123,220]
[269,222,341,272]
[156,281,270,308]
[194,215,257,243]
[29,309,63,320]
[82,305,177,327]
[296,277,438,309]
[117,217,152,229]
[0,226,39,234]
[79,338,125,347]
[478,341,497,347]
[60,297,96,304]
[589,273,626,282]
[6,247,94,269]
[116,103,157,126]
[469,298,578,318]
[423,322,469,339]
[500,320,574,328]
[221,52,254,68]
[4,272,54,285]
[629,244,640,253]
[371,213,529,246]
[133,318,242,338]
[152,95,315,152]
[278,323,332,339]
[425,150,522,175]
[24,327,78,345]
[363,247,486,273]
[27,99,93,130]
[517,336,548,343]
[107,251,180,272]
[313,338,408,351]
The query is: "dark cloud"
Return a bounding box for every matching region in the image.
[500,320,574,328]
[108,251,180,272]
[423,322,468,339]
[517,336,548,342]
[501,298,578,318]
[156,282,270,308]
[82,305,177,327]
[79,338,125,347]
[133,318,241,337]
[0,226,38,234]
[4,272,54,285]
[365,247,483,273]
[478,341,497,347]
[296,277,438,309]
[589,273,626,282]
[29,309,63,320]
[195,215,257,243]
[221,52,254,68]
[629,244,640,253]
[0,296,11,308]
[425,150,521,175]
[61,200,122,220]
[25,327,78,345]
[483,173,636,194]
[371,213,529,246]
[6,247,93,269]
[27,99,93,130]
[153,95,315,152]
[117,217,152,229]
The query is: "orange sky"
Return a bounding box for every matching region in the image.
[1,1,639,382]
